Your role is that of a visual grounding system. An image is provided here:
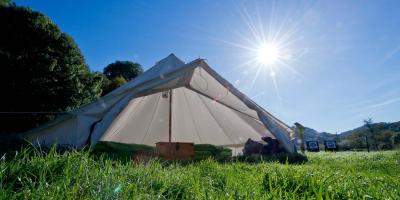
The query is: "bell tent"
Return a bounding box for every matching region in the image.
[23,54,295,153]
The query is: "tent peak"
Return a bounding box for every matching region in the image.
[156,53,185,66]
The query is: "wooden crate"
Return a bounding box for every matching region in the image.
[156,142,194,160]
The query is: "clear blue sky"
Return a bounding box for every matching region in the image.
[15,0,400,133]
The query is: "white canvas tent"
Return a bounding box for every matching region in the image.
[23,54,296,153]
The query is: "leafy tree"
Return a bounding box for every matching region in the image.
[101,76,127,95]
[0,0,11,7]
[393,133,400,147]
[363,118,374,151]
[103,61,143,80]
[375,130,395,149]
[0,5,103,133]
[101,61,143,95]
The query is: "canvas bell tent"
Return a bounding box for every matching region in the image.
[22,54,296,153]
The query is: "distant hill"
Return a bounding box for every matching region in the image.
[292,121,400,150]
[340,121,400,137]
[291,126,337,148]
[338,121,400,150]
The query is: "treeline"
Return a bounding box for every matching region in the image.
[292,122,400,151]
[0,2,142,133]
[338,121,400,151]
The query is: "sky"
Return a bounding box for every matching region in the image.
[14,0,400,133]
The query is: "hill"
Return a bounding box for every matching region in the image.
[341,121,400,136]
[293,121,400,150]
[291,126,337,148]
[338,121,400,150]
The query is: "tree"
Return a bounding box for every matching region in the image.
[103,61,143,80]
[101,61,143,95]
[363,118,375,152]
[101,76,127,95]
[393,133,400,147]
[0,0,11,7]
[0,5,103,133]
[375,130,395,149]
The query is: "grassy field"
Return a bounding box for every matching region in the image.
[1,149,399,199]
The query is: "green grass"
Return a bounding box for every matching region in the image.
[93,142,233,161]
[1,148,399,199]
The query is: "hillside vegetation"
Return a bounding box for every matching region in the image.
[293,121,400,151]
[340,121,400,150]
[1,148,399,199]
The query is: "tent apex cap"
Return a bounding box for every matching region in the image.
[153,53,184,66]
[165,53,185,63]
[168,53,177,57]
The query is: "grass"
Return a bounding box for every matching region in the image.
[93,142,234,161]
[1,148,399,199]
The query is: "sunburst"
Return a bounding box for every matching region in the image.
[213,1,309,103]
[256,43,280,65]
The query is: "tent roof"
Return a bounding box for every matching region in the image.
[22,53,295,153]
[103,54,186,98]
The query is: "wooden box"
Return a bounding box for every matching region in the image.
[156,142,194,160]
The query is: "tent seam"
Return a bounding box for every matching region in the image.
[195,91,236,146]
[199,62,293,132]
[182,88,203,143]
[187,86,262,123]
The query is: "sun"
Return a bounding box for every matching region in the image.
[256,44,280,65]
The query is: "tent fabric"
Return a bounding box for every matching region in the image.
[23,54,295,153]
[189,67,259,119]
[189,63,294,151]
[171,87,272,145]
[24,54,196,147]
[100,92,170,145]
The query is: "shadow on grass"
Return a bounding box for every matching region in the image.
[1,139,307,165]
[90,151,308,166]
[231,153,308,164]
[91,141,308,165]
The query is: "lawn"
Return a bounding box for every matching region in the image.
[1,148,399,199]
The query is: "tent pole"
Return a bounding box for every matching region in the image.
[169,89,172,143]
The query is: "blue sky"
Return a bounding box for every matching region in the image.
[15,0,400,133]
